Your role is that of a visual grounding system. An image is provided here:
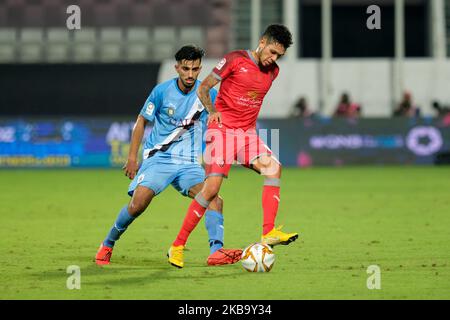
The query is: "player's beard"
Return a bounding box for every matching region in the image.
[260,50,272,66]
[182,78,195,89]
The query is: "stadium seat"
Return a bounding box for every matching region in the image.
[19,43,42,62]
[23,5,45,26]
[99,28,123,43]
[0,28,17,43]
[46,28,71,62]
[124,27,151,62]
[153,27,176,60]
[72,28,97,62]
[20,28,44,43]
[0,44,15,62]
[126,43,148,62]
[47,28,71,43]
[99,43,122,62]
[98,28,124,62]
[19,28,44,62]
[47,43,69,63]
[0,28,16,62]
[152,43,175,61]
[73,43,96,62]
[154,27,177,41]
[73,28,97,43]
[179,26,204,47]
[126,27,150,43]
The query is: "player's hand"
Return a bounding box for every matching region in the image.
[123,158,139,180]
[207,111,222,126]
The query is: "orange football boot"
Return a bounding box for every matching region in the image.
[95,243,113,265]
[207,248,243,266]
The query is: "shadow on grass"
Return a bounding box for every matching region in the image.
[30,255,248,288]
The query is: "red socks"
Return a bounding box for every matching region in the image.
[262,184,280,235]
[173,197,209,247]
[173,180,280,245]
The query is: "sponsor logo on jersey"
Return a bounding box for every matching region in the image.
[239,67,248,73]
[167,107,175,117]
[146,102,155,115]
[247,91,259,100]
[217,158,225,167]
[216,58,226,71]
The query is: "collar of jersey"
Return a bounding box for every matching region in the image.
[246,50,259,67]
[173,78,198,96]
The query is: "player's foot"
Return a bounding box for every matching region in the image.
[95,243,113,265]
[261,226,298,246]
[207,248,243,266]
[167,245,185,268]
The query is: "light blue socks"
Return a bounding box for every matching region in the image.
[103,205,135,248]
[204,210,224,254]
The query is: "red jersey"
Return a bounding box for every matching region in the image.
[212,50,279,130]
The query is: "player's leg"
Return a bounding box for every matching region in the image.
[188,182,225,254]
[170,164,228,255]
[168,125,233,268]
[103,186,154,247]
[187,183,243,265]
[251,153,282,234]
[245,137,298,246]
[95,186,154,265]
[95,159,169,265]
[169,175,224,268]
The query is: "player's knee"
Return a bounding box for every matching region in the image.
[202,190,216,202]
[269,158,281,177]
[216,195,224,211]
[210,195,223,212]
[201,184,220,201]
[262,158,282,178]
[128,198,149,217]
[276,163,282,178]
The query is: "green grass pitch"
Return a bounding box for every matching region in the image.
[1,167,449,299]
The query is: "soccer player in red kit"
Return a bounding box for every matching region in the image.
[168,24,298,268]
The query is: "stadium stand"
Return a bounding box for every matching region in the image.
[0,0,233,62]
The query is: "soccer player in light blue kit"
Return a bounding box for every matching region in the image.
[95,45,242,267]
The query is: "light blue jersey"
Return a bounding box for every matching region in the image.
[140,78,217,163]
[128,78,217,197]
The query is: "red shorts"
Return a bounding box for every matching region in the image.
[204,123,274,178]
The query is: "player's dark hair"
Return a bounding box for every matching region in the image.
[175,45,205,62]
[262,24,293,49]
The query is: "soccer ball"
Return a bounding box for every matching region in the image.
[241,243,275,272]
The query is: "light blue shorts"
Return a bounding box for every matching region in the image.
[128,157,205,197]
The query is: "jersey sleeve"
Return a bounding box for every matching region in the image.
[139,85,163,122]
[212,52,238,81]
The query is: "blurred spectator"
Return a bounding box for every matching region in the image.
[433,100,450,127]
[291,96,314,118]
[393,91,420,117]
[432,100,450,117]
[333,92,361,118]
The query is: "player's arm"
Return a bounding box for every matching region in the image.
[123,115,148,179]
[197,73,222,125]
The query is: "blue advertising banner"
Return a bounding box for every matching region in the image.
[0,117,449,168]
[257,117,450,166]
[0,118,150,168]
